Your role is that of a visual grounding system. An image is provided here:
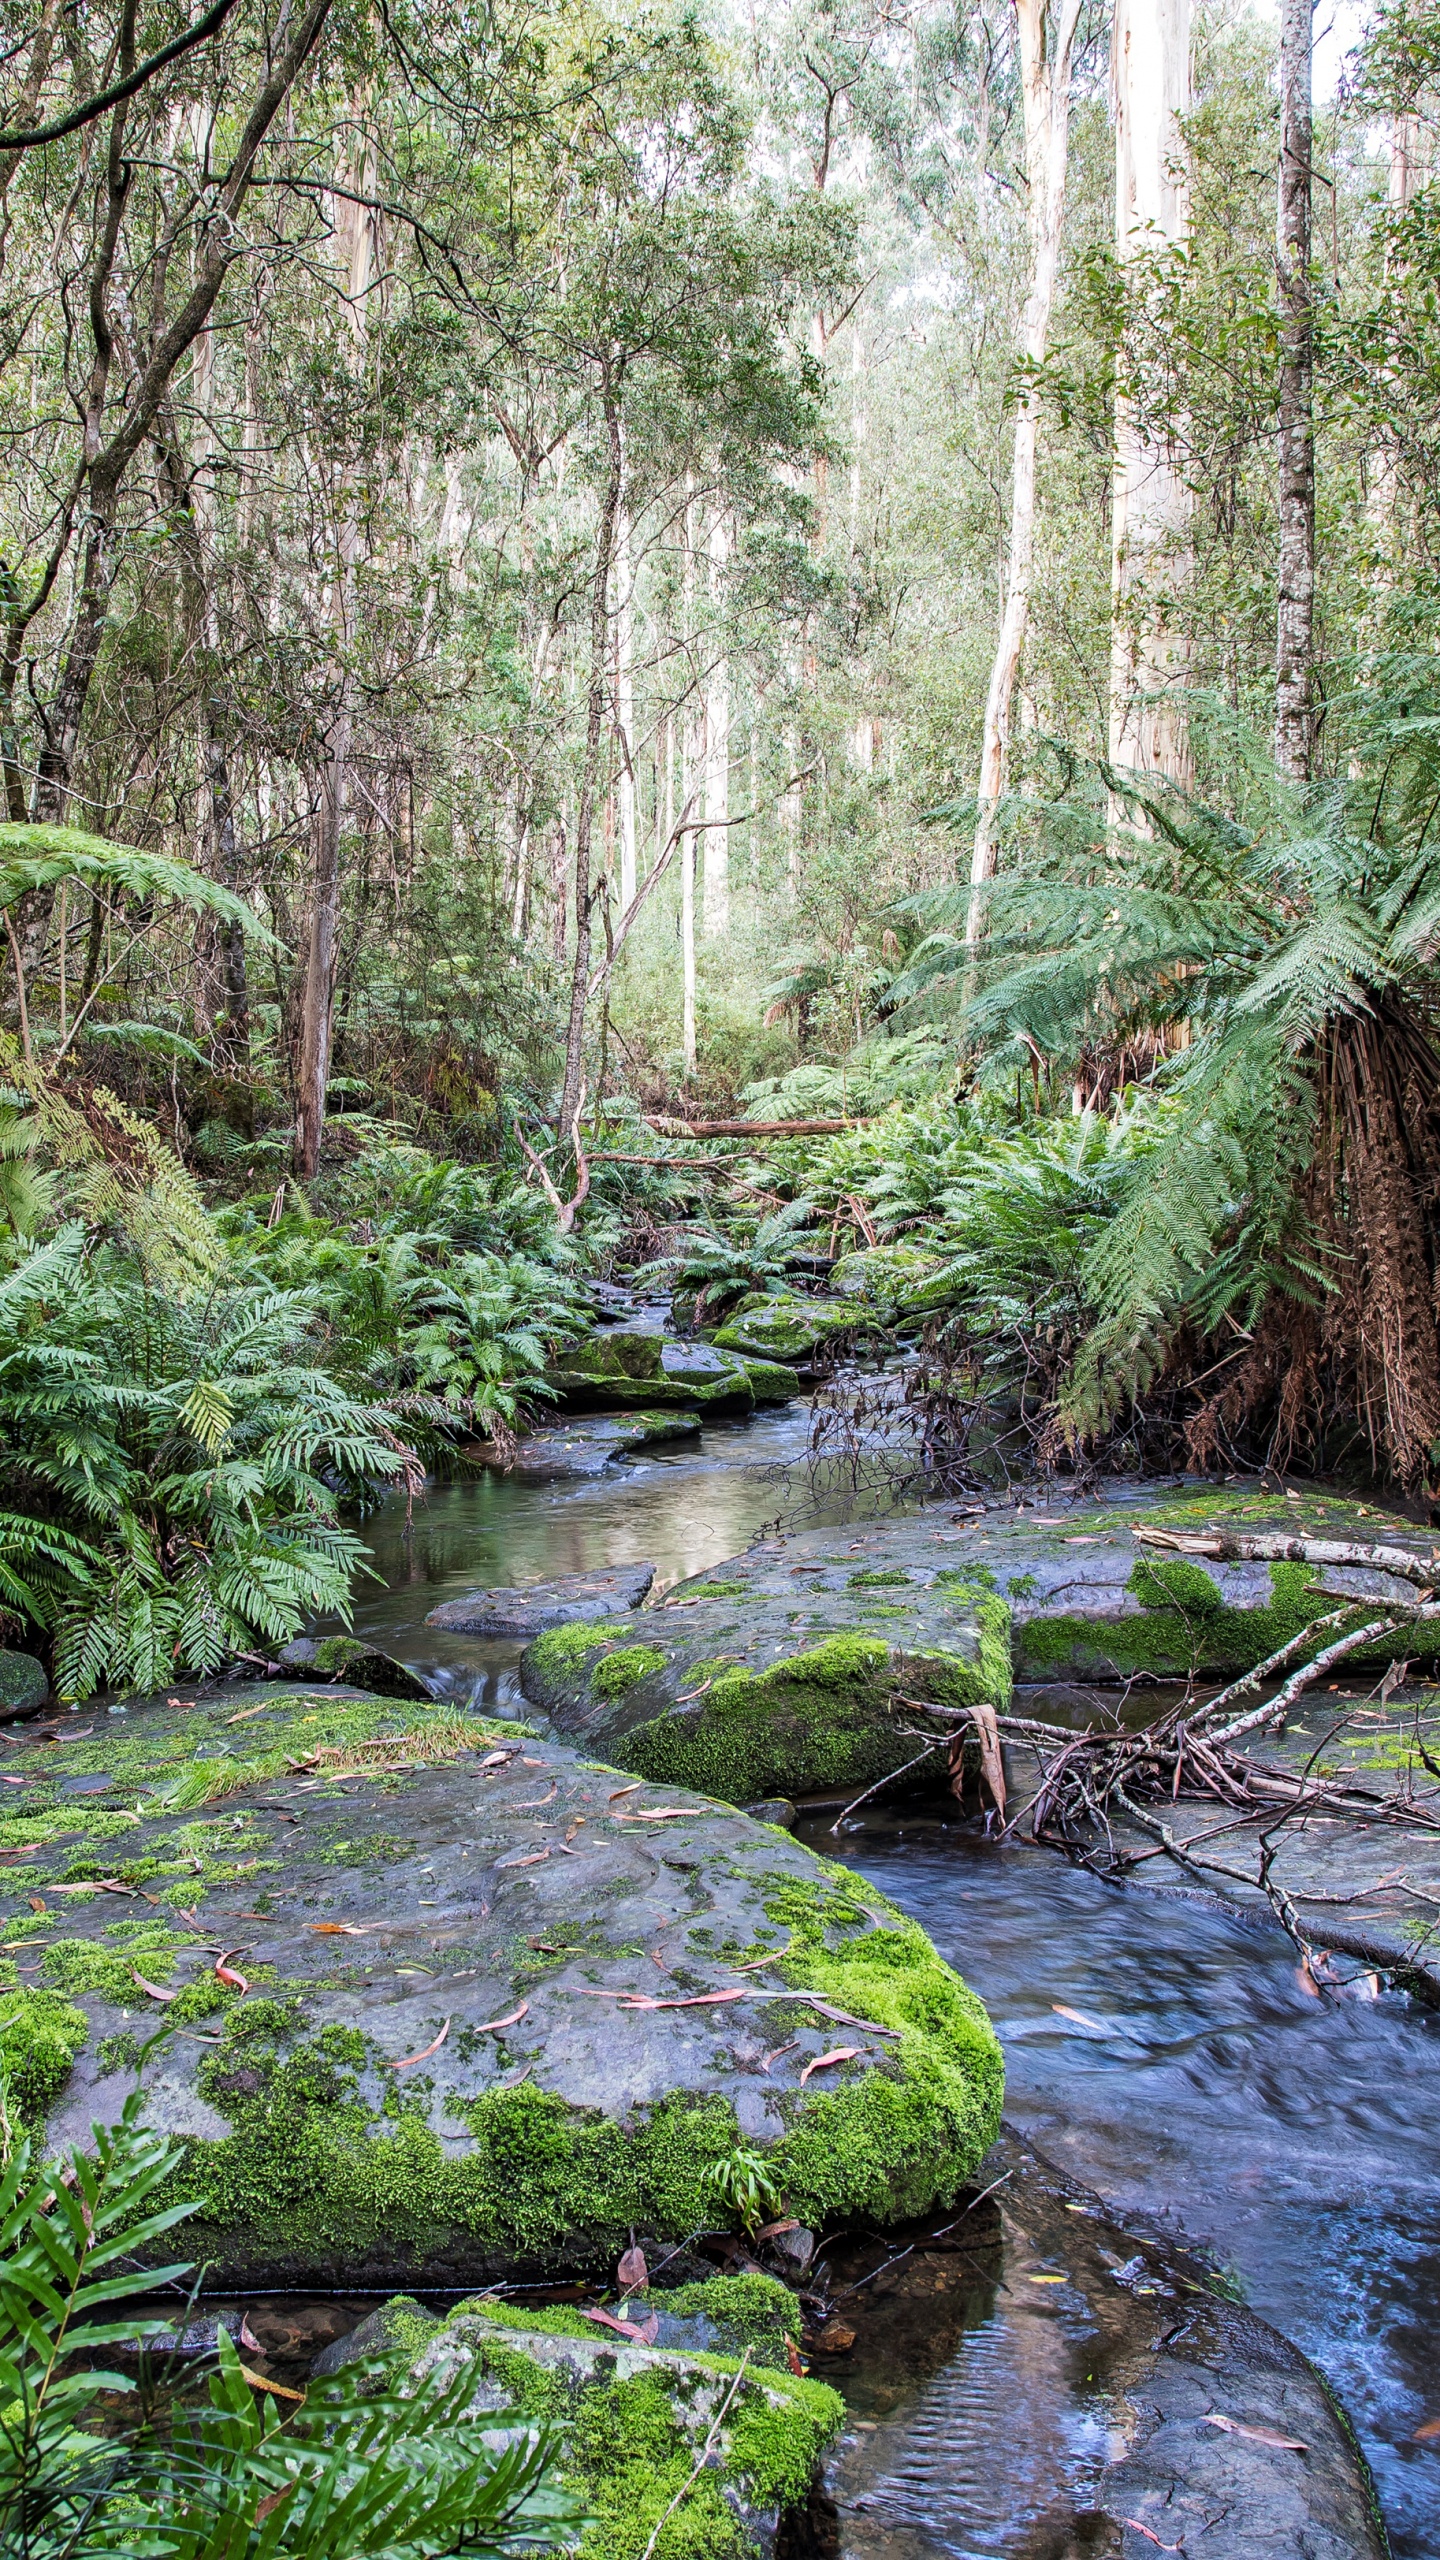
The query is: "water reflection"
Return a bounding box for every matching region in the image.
[805,1811,1440,2560]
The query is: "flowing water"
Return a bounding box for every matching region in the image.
[338,1407,1440,2558]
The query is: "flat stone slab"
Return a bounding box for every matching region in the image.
[470,1414,703,1479]
[428,1565,657,1636]
[886,1484,1440,1682]
[712,1298,859,1367]
[0,1682,1001,2286]
[826,2125,1385,2560]
[519,1525,1011,1805]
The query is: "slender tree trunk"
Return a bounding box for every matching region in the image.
[702,511,730,934]
[1275,0,1315,782]
[1108,0,1193,787]
[294,151,377,1178]
[615,487,638,912]
[558,377,624,1139]
[968,0,1083,943]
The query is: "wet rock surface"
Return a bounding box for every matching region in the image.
[273,1635,433,1698]
[519,1524,1010,1807]
[0,1647,49,1716]
[823,2126,1386,2560]
[428,1562,657,1636]
[2,1682,1000,2286]
[711,1298,860,1368]
[471,1413,703,1477]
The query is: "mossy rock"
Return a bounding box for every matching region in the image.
[711,1300,859,1367]
[7,1680,1002,2285]
[548,1333,754,1414]
[278,1636,432,1700]
[829,1245,956,1323]
[731,1358,802,1405]
[521,1536,1011,1805]
[409,2289,845,2560]
[0,1649,48,1717]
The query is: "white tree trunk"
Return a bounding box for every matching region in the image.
[1109,0,1193,786]
[615,491,638,911]
[1274,0,1315,783]
[682,491,698,1072]
[968,0,1083,942]
[702,510,730,934]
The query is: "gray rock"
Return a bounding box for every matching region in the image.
[712,1299,860,1367]
[548,1331,754,1412]
[311,2296,438,2376]
[16,1683,1001,2287]
[428,1563,656,1636]
[0,1650,48,1716]
[275,1636,432,1699]
[744,1799,797,1831]
[471,1414,703,1479]
[520,1533,1010,1805]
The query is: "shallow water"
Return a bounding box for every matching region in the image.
[802,1808,1440,2559]
[341,1410,1440,2558]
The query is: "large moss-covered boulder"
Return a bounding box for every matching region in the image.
[711,1299,858,1367]
[520,1533,1011,1805]
[347,2282,844,2560]
[2,1682,1001,2286]
[947,1485,1440,1680]
[550,1333,754,1413]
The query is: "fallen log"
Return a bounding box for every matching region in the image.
[643,1114,872,1139]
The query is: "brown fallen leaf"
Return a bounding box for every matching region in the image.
[755,2219,800,2240]
[478,1749,512,1770]
[1200,2414,1307,2451]
[394,2018,450,2070]
[237,2363,305,2402]
[1412,2416,1440,2441]
[799,2045,861,2084]
[785,2340,804,2377]
[476,2000,529,2033]
[622,1988,746,2012]
[1052,2004,1114,2035]
[130,1971,177,2002]
[579,2306,659,2344]
[224,1703,273,1725]
[1120,2525,1184,2553]
[616,2244,648,2292]
[214,1952,249,1994]
[608,1783,644,1800]
[239,2314,264,2353]
[496,1848,550,1870]
[615,1807,693,1823]
[515,1783,558,1809]
[310,1921,371,1936]
[255,2484,297,2524]
[27,1896,44,1913]
[760,2041,798,2074]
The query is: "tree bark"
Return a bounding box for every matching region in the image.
[1108,0,1193,787]
[293,146,376,1179]
[702,510,730,935]
[558,374,624,1140]
[968,0,1084,944]
[614,482,638,912]
[1275,0,1315,783]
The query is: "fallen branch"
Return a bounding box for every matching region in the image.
[637,2349,751,2560]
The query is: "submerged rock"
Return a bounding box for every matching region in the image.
[5,1682,1002,2286]
[520,1534,1011,1805]
[335,2279,843,2560]
[549,1332,755,1412]
[471,1414,703,1478]
[428,1564,657,1637]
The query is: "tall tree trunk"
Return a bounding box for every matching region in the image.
[1108,0,1193,786]
[615,485,638,912]
[968,0,1083,943]
[1275,0,1315,782]
[558,377,624,1140]
[293,149,377,1178]
[702,510,730,935]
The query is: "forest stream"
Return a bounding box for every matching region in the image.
[309,1404,1440,2560]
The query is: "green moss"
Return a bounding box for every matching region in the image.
[527,1622,636,1680]
[0,1984,88,2123]
[685,1583,748,1599]
[592,1647,668,1702]
[847,1570,913,1588]
[1015,1557,1412,1680]
[1128,1556,1224,1615]
[662,2274,796,2364]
